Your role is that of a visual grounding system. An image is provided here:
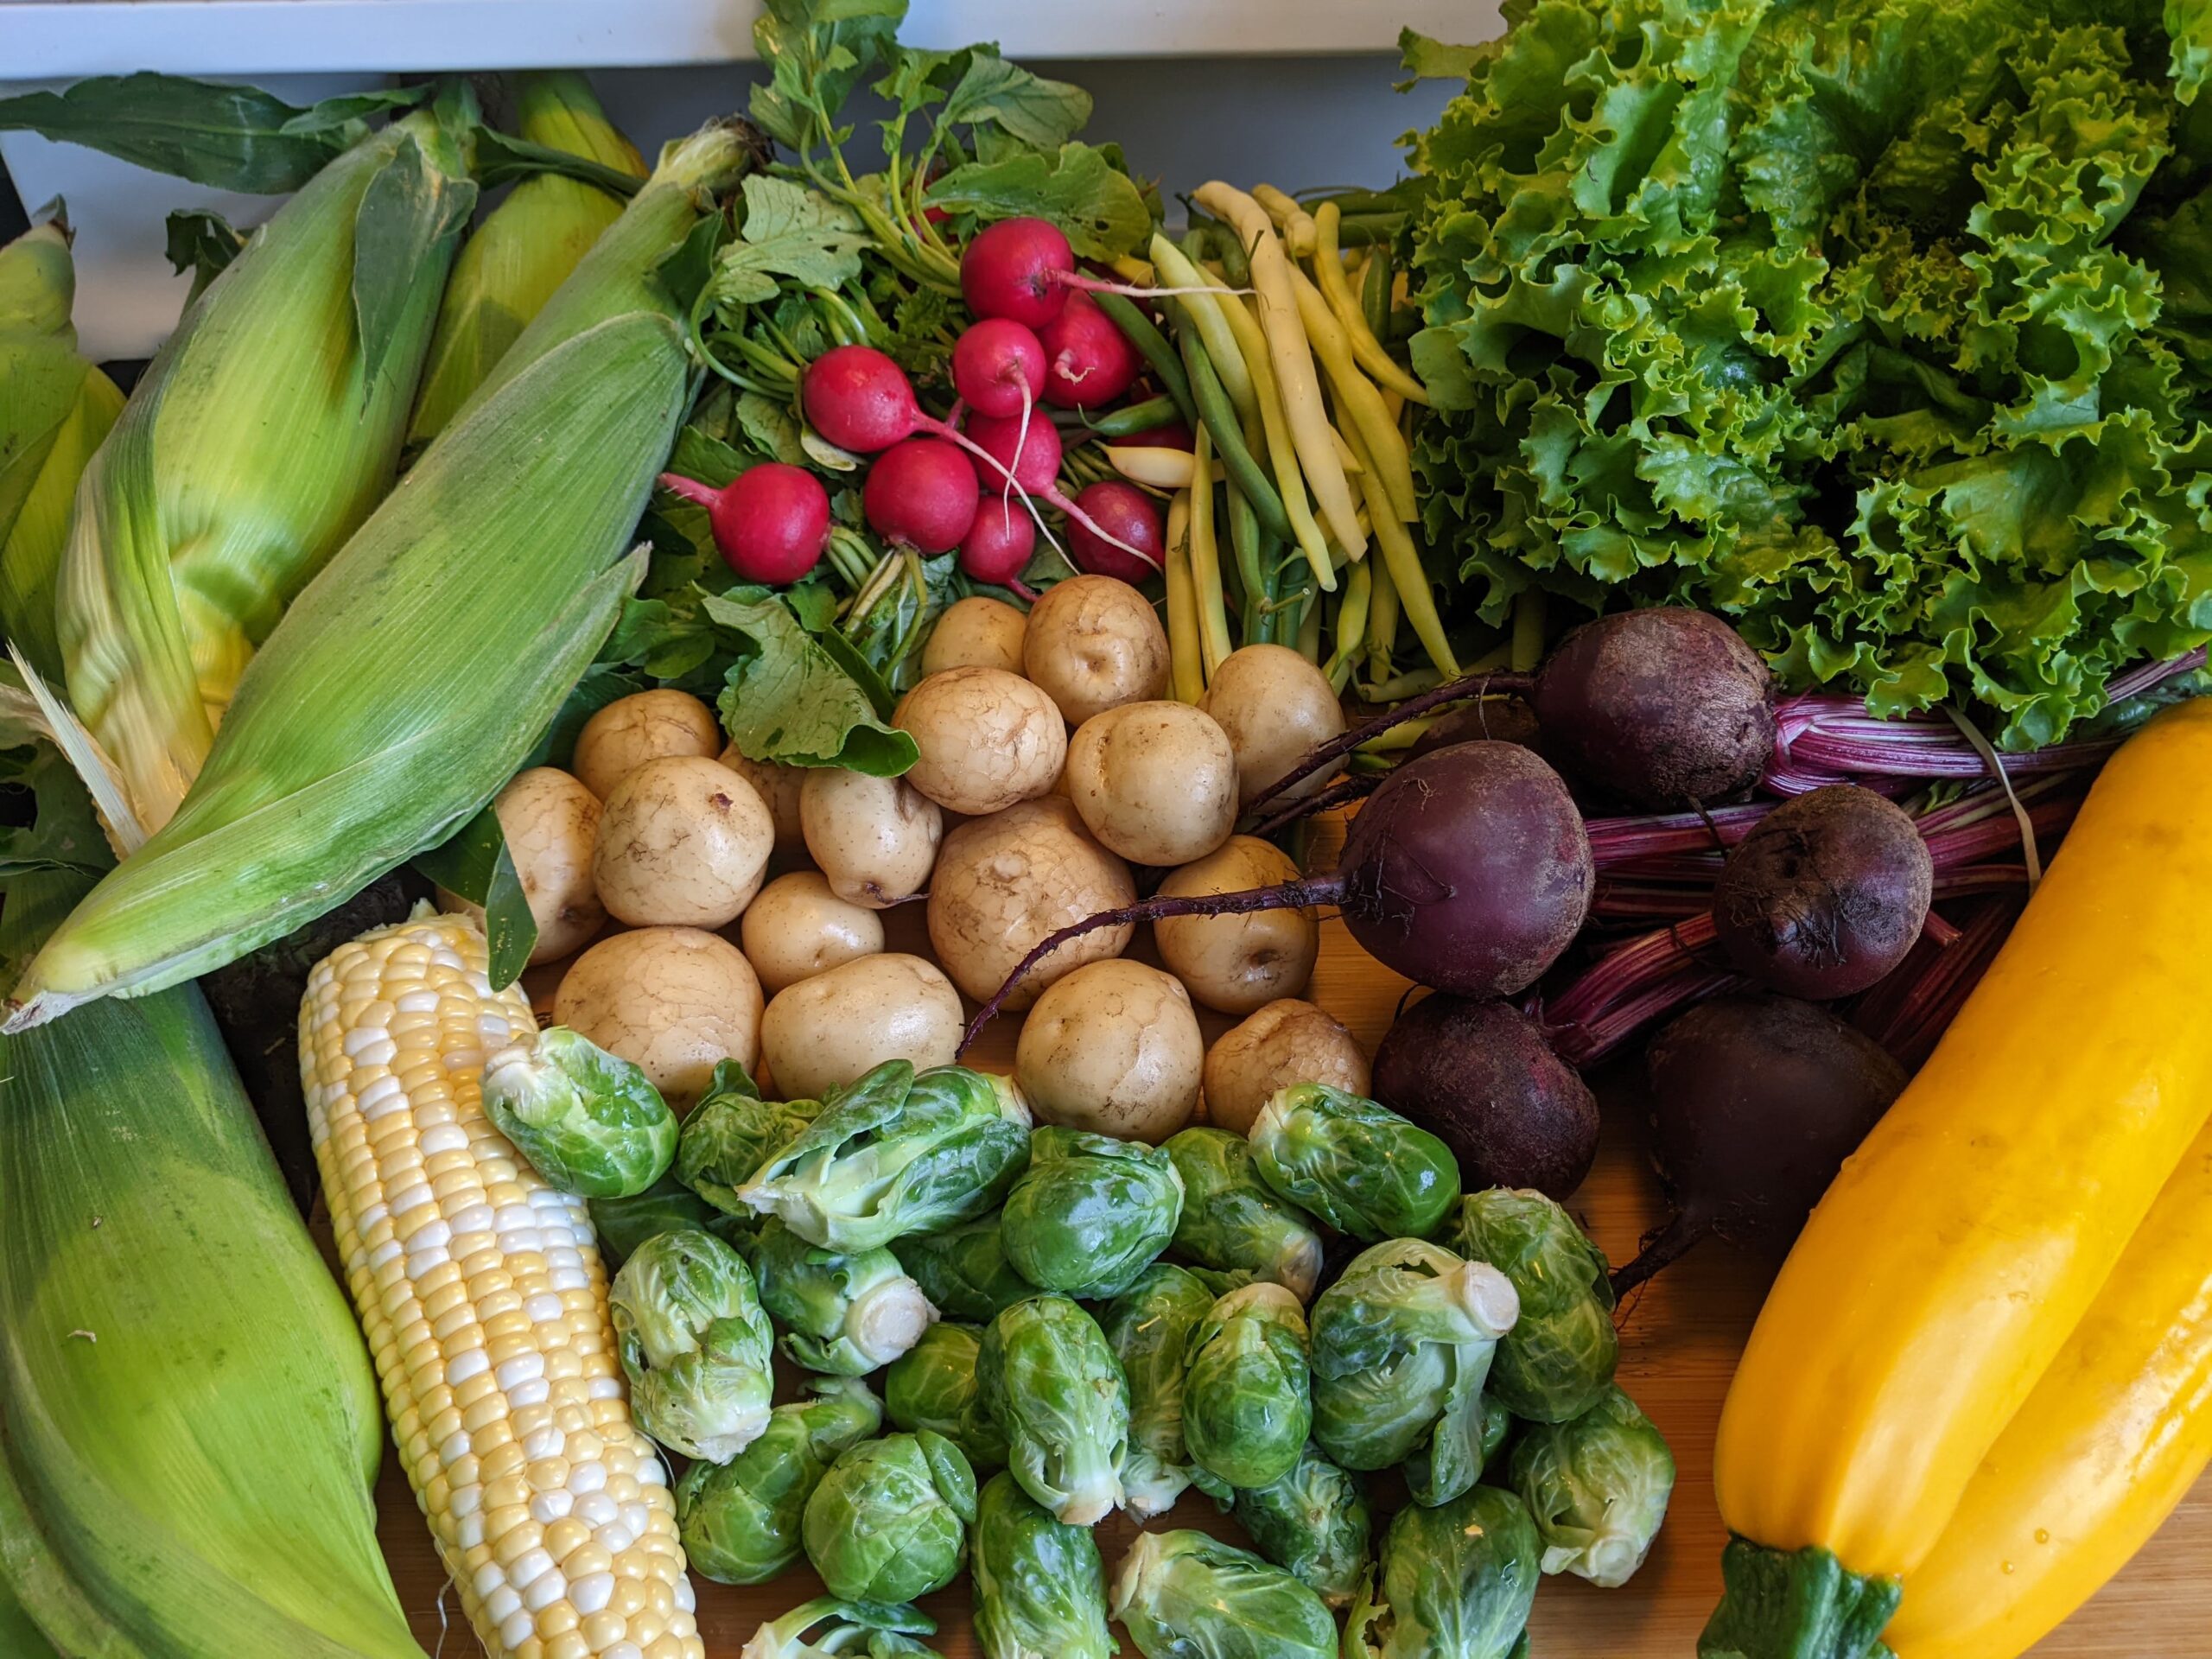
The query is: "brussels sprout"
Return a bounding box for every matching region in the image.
[803,1430,977,1603]
[1505,1384,1675,1586]
[1162,1128,1324,1301]
[740,1595,938,1659]
[589,1170,744,1266]
[893,1211,1035,1322]
[1309,1238,1519,1507]
[885,1322,1008,1470]
[480,1026,677,1198]
[676,1376,882,1585]
[1182,1282,1313,1491]
[1111,1530,1337,1659]
[1344,1485,1540,1659]
[609,1227,774,1461]
[978,1295,1129,1524]
[1443,1188,1618,1423]
[971,1471,1115,1659]
[679,1062,821,1217]
[750,1217,938,1376]
[1249,1084,1461,1241]
[1097,1264,1220,1518]
[741,1062,1033,1250]
[997,1126,1184,1297]
[1230,1442,1371,1606]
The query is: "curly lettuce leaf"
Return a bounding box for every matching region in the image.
[1407,0,2212,747]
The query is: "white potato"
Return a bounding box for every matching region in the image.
[1198,643,1349,805]
[1154,836,1318,1014]
[1021,574,1169,725]
[718,745,806,853]
[741,870,886,995]
[926,798,1135,1008]
[592,755,773,929]
[799,768,944,910]
[1064,701,1238,867]
[921,594,1027,677]
[1202,998,1371,1135]
[1015,959,1202,1143]
[760,952,965,1100]
[894,667,1066,816]
[572,688,721,802]
[555,926,763,1107]
[476,767,605,964]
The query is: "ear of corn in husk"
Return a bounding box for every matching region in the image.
[7,123,757,1028]
[55,99,480,836]
[0,753,428,1659]
[0,214,123,683]
[405,71,646,448]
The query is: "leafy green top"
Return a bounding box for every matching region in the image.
[1406,0,2212,747]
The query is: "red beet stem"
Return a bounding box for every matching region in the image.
[1245,769,1382,839]
[1239,672,1535,820]
[958,875,1346,1052]
[1612,1207,1713,1299]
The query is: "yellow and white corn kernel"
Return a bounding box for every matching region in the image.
[303,910,702,1659]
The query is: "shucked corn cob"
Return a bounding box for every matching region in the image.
[304,908,702,1659]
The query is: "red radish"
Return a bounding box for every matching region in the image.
[1039,294,1141,409]
[965,410,1063,493]
[951,320,1048,421]
[1065,481,1164,582]
[962,741,1594,1050]
[658,463,831,585]
[863,437,979,554]
[960,217,1238,331]
[963,413,1157,570]
[959,498,1038,590]
[961,219,1084,329]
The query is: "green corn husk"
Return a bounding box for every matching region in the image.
[56,99,478,836]
[0,760,426,1658]
[0,215,124,683]
[406,72,646,448]
[8,124,754,1027]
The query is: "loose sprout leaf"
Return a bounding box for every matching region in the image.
[410,804,537,988]
[925,142,1153,259]
[0,74,421,192]
[715,175,871,307]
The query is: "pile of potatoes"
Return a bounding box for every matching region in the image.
[484,573,1372,1140]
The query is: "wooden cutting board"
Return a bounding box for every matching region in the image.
[372,906,2212,1656]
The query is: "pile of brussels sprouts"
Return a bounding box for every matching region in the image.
[494,1028,1675,1659]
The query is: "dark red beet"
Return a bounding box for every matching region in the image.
[1615,994,1906,1294]
[1713,785,1933,999]
[958,741,1595,1051]
[1337,741,1592,1000]
[1533,608,1776,808]
[1371,995,1599,1198]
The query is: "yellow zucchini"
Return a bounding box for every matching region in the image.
[1703,699,2212,1656]
[1885,1114,2212,1659]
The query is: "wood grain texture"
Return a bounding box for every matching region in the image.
[373,903,2212,1656]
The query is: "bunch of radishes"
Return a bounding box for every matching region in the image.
[663,218,1176,594]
